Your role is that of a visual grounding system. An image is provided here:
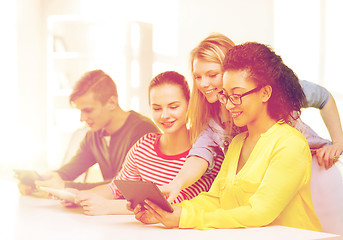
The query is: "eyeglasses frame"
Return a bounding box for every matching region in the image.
[217,86,263,106]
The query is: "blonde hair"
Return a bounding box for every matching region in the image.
[187,33,235,143]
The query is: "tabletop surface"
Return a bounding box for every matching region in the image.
[1,178,342,240]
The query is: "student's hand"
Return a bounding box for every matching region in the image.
[17,183,50,198]
[142,200,181,228]
[60,199,79,208]
[35,172,65,189]
[59,188,80,208]
[126,201,134,212]
[130,202,160,224]
[14,170,43,196]
[315,143,343,169]
[17,183,36,195]
[75,191,111,216]
[159,182,181,203]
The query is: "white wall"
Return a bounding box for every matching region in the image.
[273,0,343,140]
[0,0,19,169]
[2,0,47,169]
[175,0,274,78]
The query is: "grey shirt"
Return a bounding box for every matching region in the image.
[56,111,159,190]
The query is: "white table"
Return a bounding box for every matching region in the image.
[1,178,341,240]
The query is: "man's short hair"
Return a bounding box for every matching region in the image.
[69,70,118,105]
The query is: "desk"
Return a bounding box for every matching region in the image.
[1,178,341,240]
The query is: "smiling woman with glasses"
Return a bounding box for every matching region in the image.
[156,34,343,234]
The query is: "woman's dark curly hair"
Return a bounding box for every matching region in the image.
[223,42,306,122]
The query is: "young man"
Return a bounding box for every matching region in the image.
[19,70,158,193]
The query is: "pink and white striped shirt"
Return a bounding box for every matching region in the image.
[108,133,224,204]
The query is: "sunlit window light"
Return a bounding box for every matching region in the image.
[324,0,343,92]
[0,0,18,167]
[274,0,321,84]
[130,60,140,88]
[153,62,178,77]
[130,23,141,55]
[130,96,140,113]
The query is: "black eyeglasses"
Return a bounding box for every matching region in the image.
[217,86,262,106]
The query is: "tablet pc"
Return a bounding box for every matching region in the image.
[39,187,77,203]
[113,180,173,213]
[13,169,43,188]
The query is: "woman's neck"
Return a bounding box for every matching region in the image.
[246,113,276,140]
[159,126,191,155]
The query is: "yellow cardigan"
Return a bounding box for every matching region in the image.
[178,123,322,231]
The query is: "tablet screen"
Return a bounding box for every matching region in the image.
[113,180,173,213]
